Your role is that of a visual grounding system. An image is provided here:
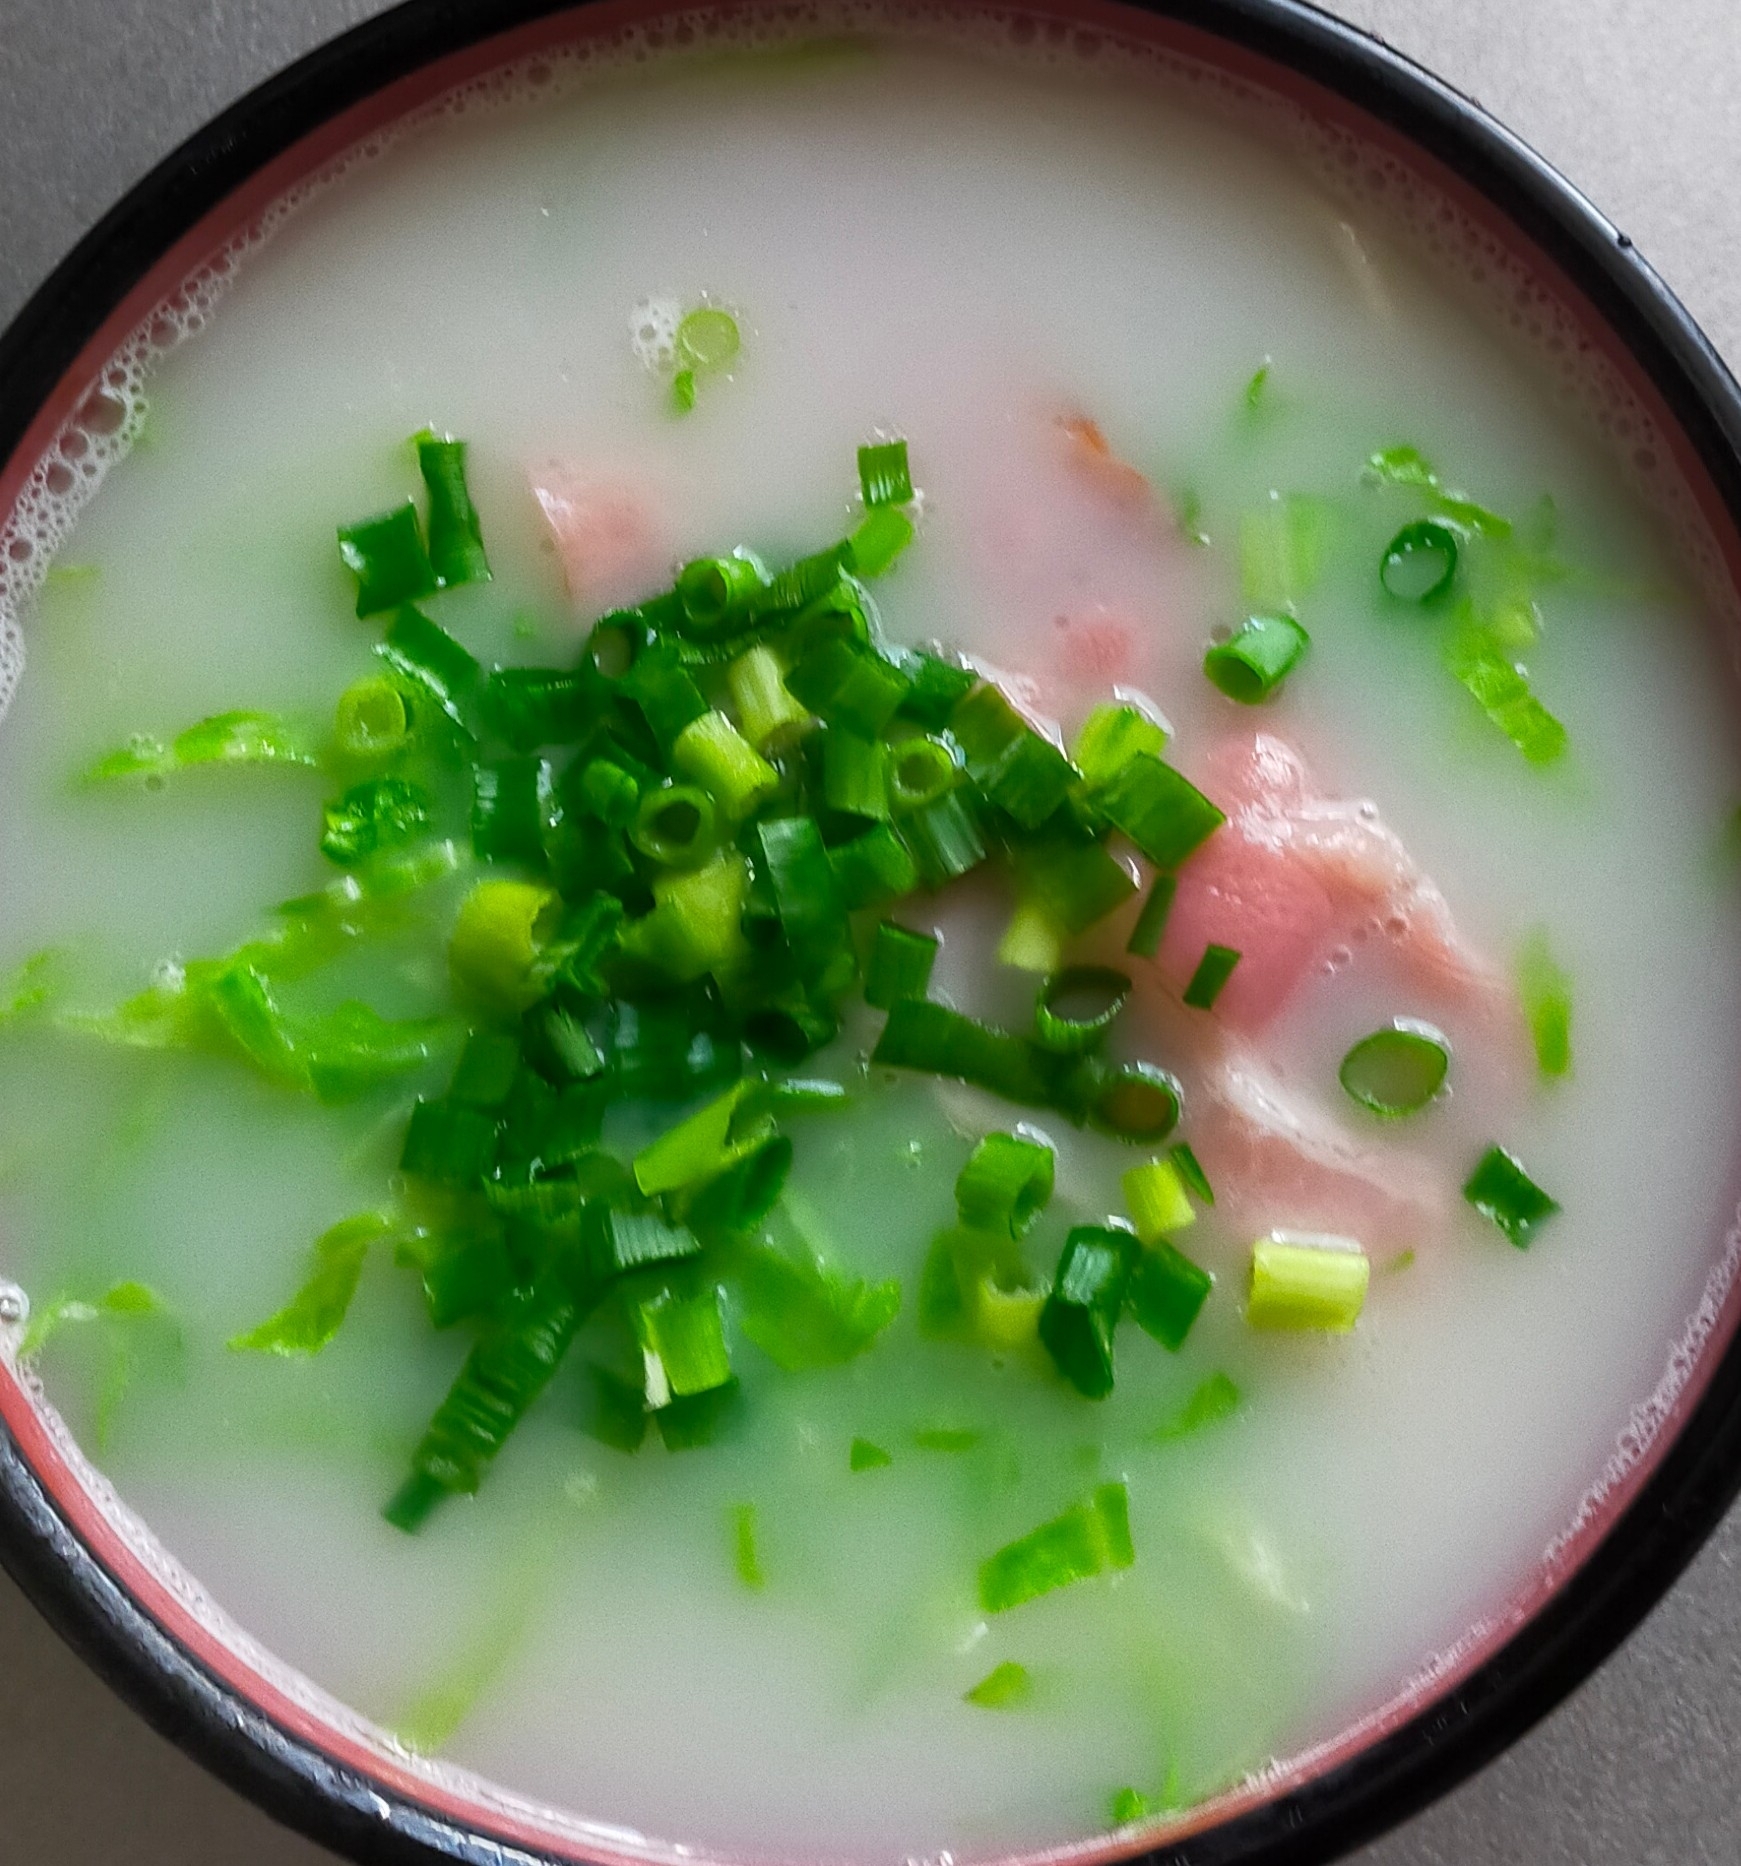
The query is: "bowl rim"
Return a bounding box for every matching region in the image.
[4,2,1741,1864]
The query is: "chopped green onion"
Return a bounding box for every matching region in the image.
[969,1272,1046,1350]
[339,501,436,617]
[955,1132,1054,1238]
[978,1481,1134,1613]
[633,1080,753,1196]
[901,791,987,888]
[1339,1020,1450,1116]
[449,878,561,1011]
[726,644,808,748]
[1363,444,1513,540]
[1122,1158,1196,1241]
[872,999,1055,1108]
[1150,1370,1241,1443]
[1517,929,1573,1079]
[950,686,1074,828]
[785,638,911,737]
[676,306,741,373]
[377,606,481,734]
[741,991,838,1064]
[1012,831,1137,935]
[1463,1145,1560,1248]
[635,1281,733,1406]
[885,735,958,815]
[82,711,321,785]
[1445,629,1568,765]
[321,777,431,867]
[1247,1233,1370,1332]
[416,433,491,590]
[228,1212,397,1356]
[676,552,768,632]
[580,1362,649,1452]
[1034,965,1130,1055]
[1182,943,1241,1011]
[1071,703,1167,788]
[1039,1225,1135,1398]
[1203,614,1310,704]
[672,368,697,414]
[1239,493,1330,612]
[849,1436,892,1472]
[1380,518,1460,604]
[686,1134,793,1235]
[449,1030,521,1107]
[631,784,720,868]
[471,756,551,866]
[913,1425,981,1453]
[766,1076,850,1116]
[589,1209,703,1283]
[575,757,640,829]
[897,652,975,729]
[0,949,59,1028]
[735,1242,900,1372]
[1125,875,1177,959]
[1127,1240,1212,1351]
[621,644,709,749]
[673,711,778,819]
[846,507,914,578]
[623,852,750,984]
[729,1502,766,1590]
[964,1661,1032,1709]
[822,730,890,820]
[1094,753,1225,871]
[1169,1141,1214,1205]
[753,815,850,978]
[1088,1062,1182,1142]
[829,823,919,909]
[864,921,939,1009]
[334,678,411,761]
[386,1276,585,1529]
[997,899,1065,975]
[477,667,589,751]
[858,439,913,508]
[400,1097,499,1183]
[1109,1788,1152,1827]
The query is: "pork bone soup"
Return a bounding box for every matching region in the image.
[1,22,1738,1861]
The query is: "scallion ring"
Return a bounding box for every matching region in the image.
[1088,1061,1183,1142]
[1379,519,1460,604]
[1034,965,1132,1056]
[1338,1019,1450,1117]
[630,784,721,869]
[887,735,958,814]
[676,553,767,634]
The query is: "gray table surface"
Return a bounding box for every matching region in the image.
[2,1,1739,1860]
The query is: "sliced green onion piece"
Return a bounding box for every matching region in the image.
[886,735,957,814]
[822,729,890,820]
[416,433,491,589]
[676,306,741,372]
[1445,631,1568,765]
[1380,518,1459,604]
[449,1030,521,1107]
[1239,494,1330,612]
[676,552,768,633]
[627,851,750,984]
[1204,614,1310,704]
[400,1097,499,1184]
[735,1243,900,1371]
[339,501,436,617]
[589,1208,703,1280]
[1126,1240,1212,1351]
[82,711,322,785]
[964,1661,1032,1709]
[672,368,697,414]
[1339,1019,1450,1116]
[1247,1233,1369,1331]
[1150,1370,1241,1443]
[1122,1159,1195,1241]
[901,791,987,888]
[727,644,808,748]
[477,666,589,751]
[377,607,481,735]
[577,757,640,829]
[858,439,913,508]
[829,823,918,910]
[850,1436,893,1472]
[1109,1789,1153,1827]
[673,711,778,819]
[1182,943,1241,1011]
[1039,1225,1135,1398]
[1169,1141,1214,1205]
[997,899,1065,975]
[1517,930,1572,1079]
[631,784,720,868]
[897,651,975,729]
[1072,703,1167,788]
[449,878,561,1011]
[1034,966,1131,1055]
[753,815,850,978]
[872,999,1055,1108]
[785,639,911,737]
[970,1272,1046,1351]
[864,921,939,1010]
[1126,875,1177,960]
[635,1281,732,1406]
[955,1131,1054,1238]
[471,756,551,866]
[950,686,1074,828]
[1012,832,1137,935]
[580,1362,649,1452]
[385,1276,584,1530]
[334,677,410,761]
[633,1080,753,1196]
[1089,1062,1182,1143]
[1463,1145,1560,1248]
[686,1134,793,1235]
[978,1481,1134,1613]
[321,777,431,868]
[1095,753,1225,871]
[728,1502,766,1590]
[621,644,709,750]
[846,507,914,579]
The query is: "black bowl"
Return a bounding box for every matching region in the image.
[2,4,1740,1864]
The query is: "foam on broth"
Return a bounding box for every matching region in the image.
[1,18,1739,1861]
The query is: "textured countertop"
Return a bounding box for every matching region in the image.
[1,2,1738,1861]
